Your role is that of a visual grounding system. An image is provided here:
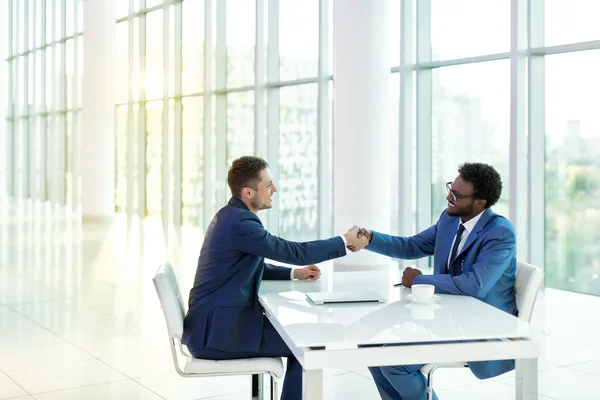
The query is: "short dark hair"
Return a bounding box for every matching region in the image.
[227,156,269,197]
[458,162,502,208]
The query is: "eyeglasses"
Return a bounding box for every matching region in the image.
[446,182,477,202]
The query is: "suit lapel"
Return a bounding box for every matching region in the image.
[455,208,495,259]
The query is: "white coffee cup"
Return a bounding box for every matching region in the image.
[411,284,435,301]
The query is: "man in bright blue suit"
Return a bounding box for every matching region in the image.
[182,156,368,400]
[354,162,517,400]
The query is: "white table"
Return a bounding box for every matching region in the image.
[258,268,539,399]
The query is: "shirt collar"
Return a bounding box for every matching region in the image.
[460,209,485,234]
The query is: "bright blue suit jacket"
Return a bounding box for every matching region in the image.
[183,197,347,353]
[367,208,517,379]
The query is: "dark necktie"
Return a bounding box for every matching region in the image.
[448,224,466,275]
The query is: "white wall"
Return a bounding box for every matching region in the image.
[81,0,116,218]
[333,0,391,266]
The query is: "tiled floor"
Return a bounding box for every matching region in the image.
[1,198,599,399]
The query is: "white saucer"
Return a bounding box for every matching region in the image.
[405,294,441,304]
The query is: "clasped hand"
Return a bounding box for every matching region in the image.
[343,225,372,252]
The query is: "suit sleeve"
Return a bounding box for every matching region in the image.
[263,263,292,280]
[231,215,347,265]
[413,226,516,297]
[366,224,438,259]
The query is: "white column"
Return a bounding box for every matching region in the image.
[333,0,391,267]
[0,1,8,198]
[81,0,115,219]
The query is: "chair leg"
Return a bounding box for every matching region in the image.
[271,375,278,400]
[427,369,436,400]
[252,374,259,398]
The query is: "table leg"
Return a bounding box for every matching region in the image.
[515,358,538,400]
[303,369,323,400]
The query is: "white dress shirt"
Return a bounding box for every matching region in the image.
[446,210,485,272]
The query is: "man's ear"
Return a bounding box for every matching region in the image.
[241,187,254,200]
[475,199,487,208]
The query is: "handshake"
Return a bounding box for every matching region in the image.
[343,226,373,252]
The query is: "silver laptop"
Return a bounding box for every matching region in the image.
[305,291,387,305]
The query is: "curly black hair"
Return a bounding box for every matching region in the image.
[458,162,502,208]
[227,156,270,197]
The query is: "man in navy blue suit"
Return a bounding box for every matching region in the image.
[183,156,368,400]
[353,163,517,400]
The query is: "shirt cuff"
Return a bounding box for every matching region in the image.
[290,268,295,280]
[339,234,347,247]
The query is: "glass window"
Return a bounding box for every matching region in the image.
[45,0,52,44]
[132,103,140,211]
[278,83,318,240]
[389,73,400,235]
[145,10,163,101]
[35,0,43,47]
[45,47,53,110]
[36,51,43,108]
[43,115,51,197]
[146,0,163,8]
[226,91,255,166]
[28,0,35,50]
[78,0,83,33]
[279,0,318,81]
[182,0,204,95]
[10,62,17,110]
[146,100,163,217]
[77,36,83,107]
[5,120,13,194]
[65,112,73,204]
[328,0,333,75]
[115,0,129,20]
[226,0,255,88]
[28,53,34,108]
[11,0,18,53]
[66,0,74,36]
[32,117,42,186]
[55,113,66,199]
[132,18,140,102]
[65,39,74,109]
[75,111,82,200]
[430,0,509,61]
[431,60,510,223]
[15,119,25,196]
[55,0,62,38]
[545,0,600,46]
[54,42,63,109]
[181,96,204,227]
[116,22,129,104]
[17,57,25,115]
[115,105,128,212]
[545,50,600,296]
[168,5,175,97]
[18,0,25,52]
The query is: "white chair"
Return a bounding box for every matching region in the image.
[153,262,283,399]
[421,260,545,400]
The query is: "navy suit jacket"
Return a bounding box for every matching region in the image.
[183,197,347,353]
[367,208,517,379]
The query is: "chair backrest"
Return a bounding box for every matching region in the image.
[153,262,187,340]
[514,260,544,322]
